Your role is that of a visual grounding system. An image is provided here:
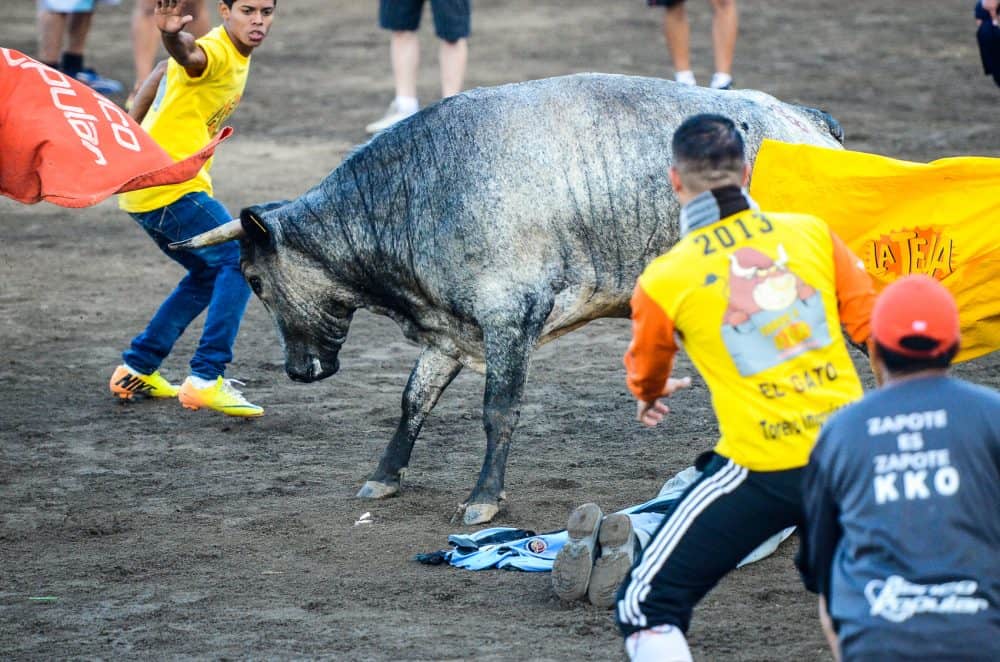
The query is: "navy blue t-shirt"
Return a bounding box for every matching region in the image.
[799,375,1000,660]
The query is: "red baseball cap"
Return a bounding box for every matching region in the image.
[871,275,960,358]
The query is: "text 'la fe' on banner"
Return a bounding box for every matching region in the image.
[750,139,1000,363]
[0,48,231,209]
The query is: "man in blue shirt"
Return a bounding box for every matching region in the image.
[798,274,1000,661]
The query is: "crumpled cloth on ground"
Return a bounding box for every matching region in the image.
[414,466,795,572]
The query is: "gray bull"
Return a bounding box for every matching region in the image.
[173,73,843,524]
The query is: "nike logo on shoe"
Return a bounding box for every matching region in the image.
[114,374,154,394]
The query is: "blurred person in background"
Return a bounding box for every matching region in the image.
[366,0,470,134]
[649,0,738,90]
[37,0,124,95]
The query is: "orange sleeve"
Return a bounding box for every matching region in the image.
[624,281,679,403]
[830,229,876,344]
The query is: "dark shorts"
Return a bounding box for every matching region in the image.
[379,0,471,42]
[615,452,804,637]
[648,0,686,7]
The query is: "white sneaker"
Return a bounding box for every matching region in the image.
[178,376,263,417]
[710,73,734,90]
[365,101,418,134]
[674,70,697,86]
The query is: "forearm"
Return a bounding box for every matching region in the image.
[624,282,679,402]
[129,59,168,122]
[626,350,675,403]
[161,29,199,65]
[830,229,875,345]
[818,596,841,662]
[160,29,207,77]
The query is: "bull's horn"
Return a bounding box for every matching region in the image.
[729,253,756,279]
[169,219,245,250]
[775,243,789,267]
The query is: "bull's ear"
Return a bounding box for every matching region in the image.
[240,206,273,247]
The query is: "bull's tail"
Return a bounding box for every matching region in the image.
[796,104,845,145]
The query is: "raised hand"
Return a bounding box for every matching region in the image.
[155,0,193,35]
[154,0,207,75]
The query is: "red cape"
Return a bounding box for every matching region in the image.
[0,48,232,208]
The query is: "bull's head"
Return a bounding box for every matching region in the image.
[169,203,357,383]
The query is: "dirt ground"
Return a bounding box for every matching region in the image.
[1,1,997,660]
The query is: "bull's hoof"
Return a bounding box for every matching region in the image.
[462,502,500,525]
[356,480,400,499]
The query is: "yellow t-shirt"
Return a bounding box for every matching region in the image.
[119,26,249,213]
[627,209,874,471]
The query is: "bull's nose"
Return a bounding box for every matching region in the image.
[286,356,339,382]
[288,370,313,383]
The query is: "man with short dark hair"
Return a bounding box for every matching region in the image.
[798,274,1000,661]
[611,113,876,661]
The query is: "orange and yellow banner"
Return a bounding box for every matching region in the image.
[750,139,1000,362]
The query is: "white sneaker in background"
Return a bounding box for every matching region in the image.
[674,70,697,86]
[709,72,734,90]
[365,100,419,134]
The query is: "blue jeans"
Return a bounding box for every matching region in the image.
[123,192,250,380]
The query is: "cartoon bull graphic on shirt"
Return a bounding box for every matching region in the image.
[722,244,832,376]
[724,245,816,325]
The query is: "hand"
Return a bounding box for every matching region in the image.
[985,0,1000,26]
[155,0,193,35]
[635,376,692,427]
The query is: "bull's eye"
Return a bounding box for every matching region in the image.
[248,276,263,296]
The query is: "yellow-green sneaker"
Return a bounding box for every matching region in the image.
[178,377,263,418]
[109,364,180,400]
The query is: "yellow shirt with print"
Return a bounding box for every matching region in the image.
[119,26,249,213]
[636,210,867,471]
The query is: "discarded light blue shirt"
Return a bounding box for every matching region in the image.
[421,467,795,572]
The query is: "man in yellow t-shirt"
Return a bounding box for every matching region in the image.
[109,0,277,417]
[611,114,876,661]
